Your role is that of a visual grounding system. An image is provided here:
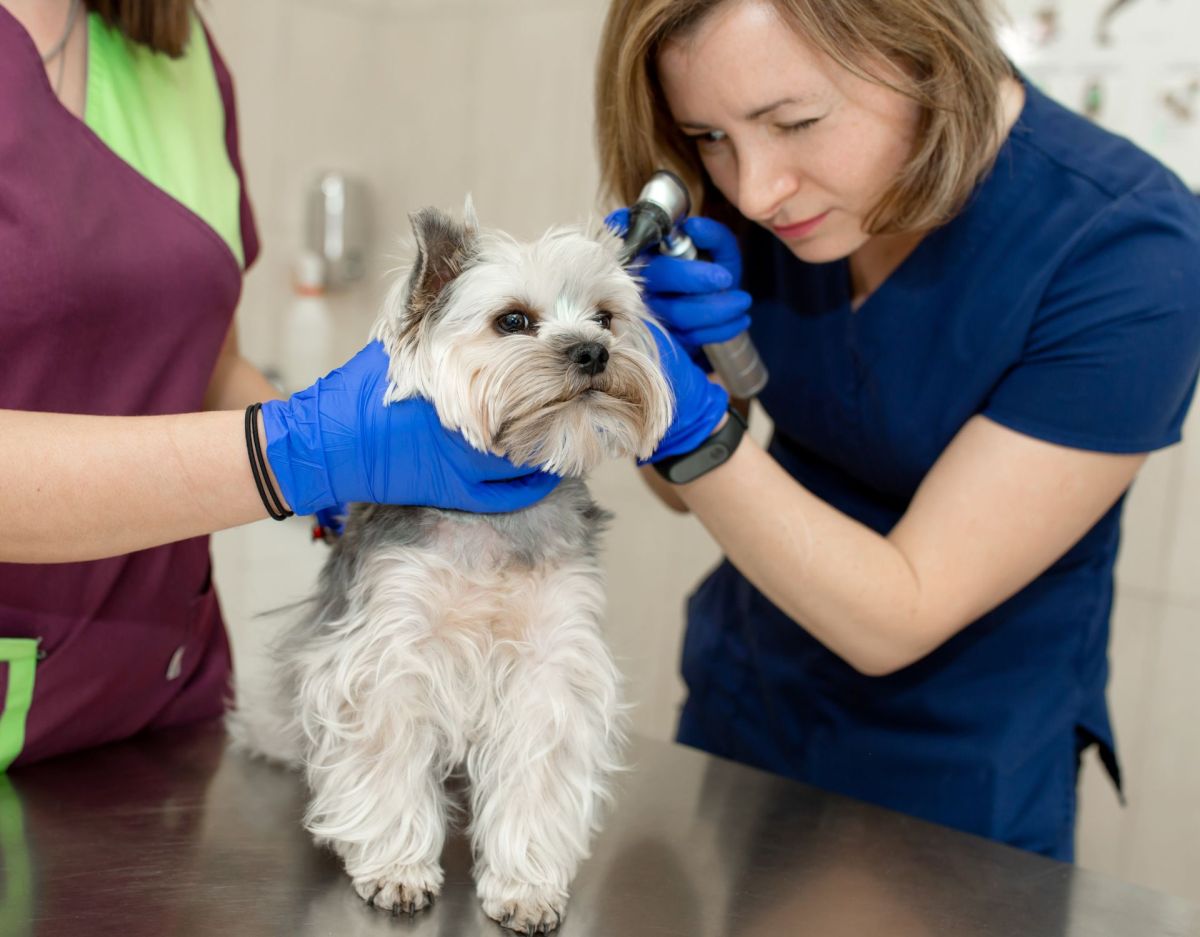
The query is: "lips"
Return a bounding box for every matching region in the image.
[772,210,830,239]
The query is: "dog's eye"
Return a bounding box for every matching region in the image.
[593,311,613,330]
[496,311,531,334]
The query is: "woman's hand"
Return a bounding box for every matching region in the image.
[645,317,731,463]
[606,211,753,358]
[261,342,560,515]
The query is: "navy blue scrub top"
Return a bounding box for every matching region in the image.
[677,77,1200,862]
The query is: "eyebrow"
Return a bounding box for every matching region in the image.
[745,96,810,119]
[677,96,814,131]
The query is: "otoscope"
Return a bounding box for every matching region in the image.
[618,169,769,399]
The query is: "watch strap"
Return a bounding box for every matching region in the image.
[653,406,747,484]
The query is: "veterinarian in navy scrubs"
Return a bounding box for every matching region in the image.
[595,0,1200,860]
[0,0,555,770]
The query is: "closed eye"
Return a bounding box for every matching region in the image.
[685,128,728,148]
[685,116,819,150]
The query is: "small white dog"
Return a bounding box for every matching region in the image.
[230,202,672,933]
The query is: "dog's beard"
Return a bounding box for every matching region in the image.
[432,336,671,477]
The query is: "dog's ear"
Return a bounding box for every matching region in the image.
[593,218,626,261]
[462,193,480,234]
[404,206,477,319]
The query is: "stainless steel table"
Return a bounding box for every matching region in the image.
[3,722,1197,936]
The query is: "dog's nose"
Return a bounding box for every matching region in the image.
[568,342,609,376]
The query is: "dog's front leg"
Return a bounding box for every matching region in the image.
[469,567,625,934]
[299,626,465,916]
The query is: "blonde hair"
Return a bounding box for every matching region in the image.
[595,0,1013,235]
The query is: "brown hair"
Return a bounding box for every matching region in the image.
[84,0,196,58]
[595,0,1014,235]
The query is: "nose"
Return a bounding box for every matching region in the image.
[736,144,801,222]
[567,341,609,376]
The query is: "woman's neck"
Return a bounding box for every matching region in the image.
[3,0,89,117]
[847,228,925,311]
[847,74,1027,311]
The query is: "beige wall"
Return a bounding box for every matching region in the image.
[204,0,1200,904]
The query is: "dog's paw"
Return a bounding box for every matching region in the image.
[353,862,443,916]
[477,871,567,934]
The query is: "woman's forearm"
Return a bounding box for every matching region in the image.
[673,436,925,675]
[0,408,280,563]
[672,414,1144,676]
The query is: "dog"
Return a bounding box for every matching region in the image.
[229,200,672,933]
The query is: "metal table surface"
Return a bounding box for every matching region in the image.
[3,722,1197,937]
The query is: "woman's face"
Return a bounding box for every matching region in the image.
[657,0,922,263]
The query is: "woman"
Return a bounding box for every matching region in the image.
[596,0,1200,859]
[0,1,561,770]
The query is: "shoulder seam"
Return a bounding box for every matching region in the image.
[1023,182,1193,335]
[1008,127,1173,204]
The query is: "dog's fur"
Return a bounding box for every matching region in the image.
[228,201,672,933]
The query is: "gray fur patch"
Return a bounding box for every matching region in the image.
[305,479,610,635]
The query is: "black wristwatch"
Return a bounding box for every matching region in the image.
[653,407,747,484]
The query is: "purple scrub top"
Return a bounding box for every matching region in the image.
[0,8,260,767]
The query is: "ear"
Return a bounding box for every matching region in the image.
[592,216,627,261]
[462,193,480,233]
[403,206,477,320]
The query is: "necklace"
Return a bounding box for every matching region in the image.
[40,0,82,96]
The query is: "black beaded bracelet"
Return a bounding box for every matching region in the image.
[245,403,293,521]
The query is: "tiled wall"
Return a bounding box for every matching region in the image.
[207,0,615,373]
[204,0,1199,903]
[1000,0,1200,190]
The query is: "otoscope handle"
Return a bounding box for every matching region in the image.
[703,332,769,399]
[662,233,770,399]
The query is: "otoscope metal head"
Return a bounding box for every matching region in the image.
[618,169,693,265]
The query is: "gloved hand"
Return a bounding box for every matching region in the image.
[261,342,560,515]
[645,323,731,463]
[606,210,753,358]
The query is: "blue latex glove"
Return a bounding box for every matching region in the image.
[606,210,753,357]
[261,342,560,515]
[644,323,731,463]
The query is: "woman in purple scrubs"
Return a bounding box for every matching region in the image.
[0,0,556,769]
